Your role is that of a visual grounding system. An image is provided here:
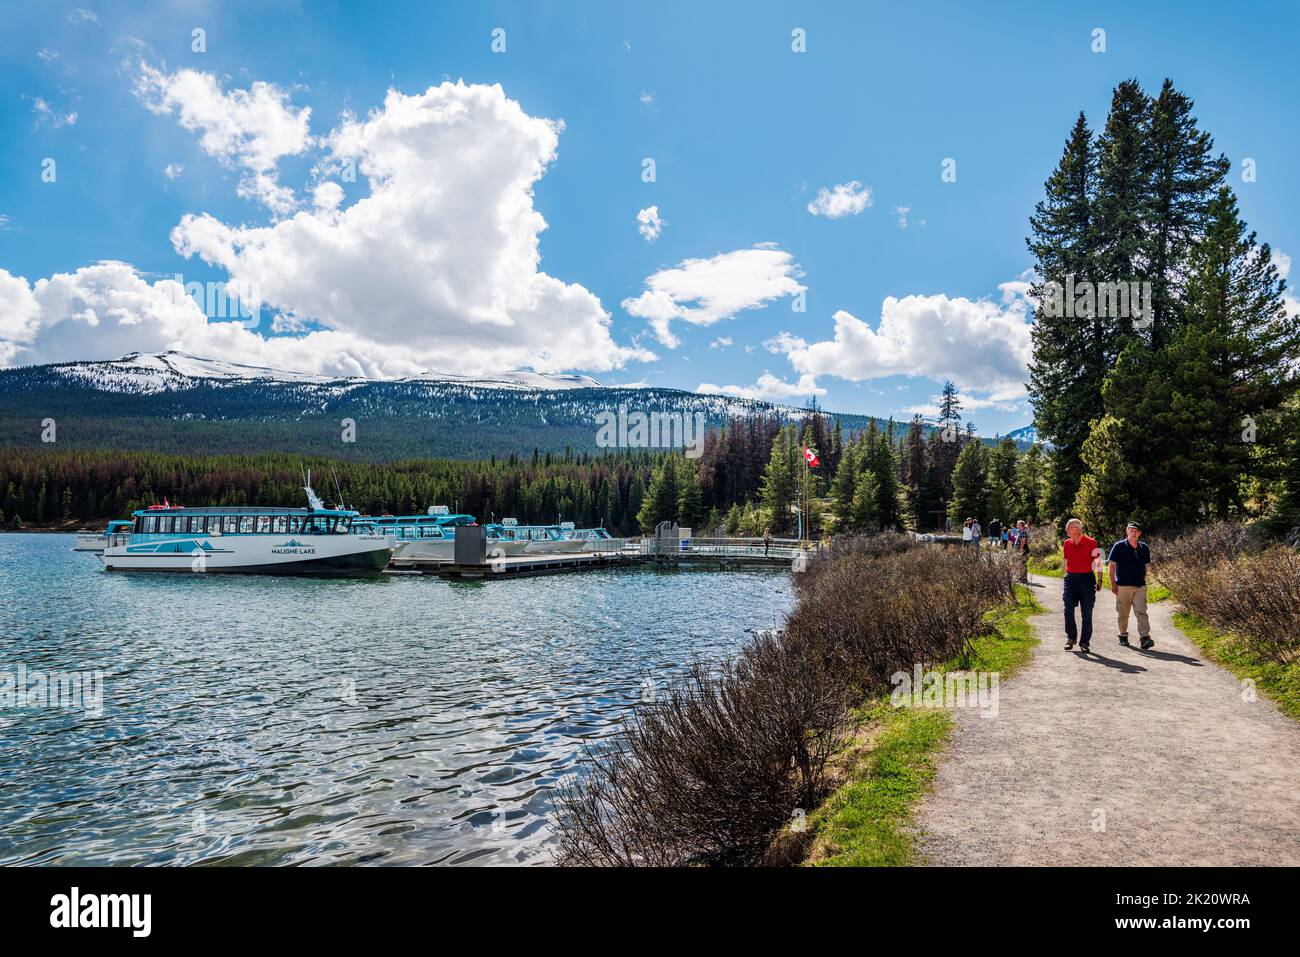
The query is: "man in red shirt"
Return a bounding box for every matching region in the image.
[1061,517,1103,652]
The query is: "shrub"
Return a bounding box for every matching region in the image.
[554,535,1015,866]
[1157,523,1300,666]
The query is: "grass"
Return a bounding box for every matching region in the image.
[800,584,1043,866]
[1172,610,1300,723]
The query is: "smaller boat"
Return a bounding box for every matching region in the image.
[487,519,589,555]
[365,507,528,563]
[74,520,135,552]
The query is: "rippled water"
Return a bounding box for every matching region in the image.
[0,533,794,866]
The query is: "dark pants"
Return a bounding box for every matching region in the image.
[1063,572,1096,645]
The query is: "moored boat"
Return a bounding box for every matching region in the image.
[487,519,589,555]
[365,507,528,562]
[74,520,135,552]
[99,483,394,574]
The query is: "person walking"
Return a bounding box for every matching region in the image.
[970,518,982,556]
[1108,521,1154,649]
[763,526,772,557]
[961,519,973,549]
[1061,518,1102,653]
[988,518,1002,548]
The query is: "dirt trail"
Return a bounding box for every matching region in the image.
[916,574,1300,865]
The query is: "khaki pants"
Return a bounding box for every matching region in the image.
[1115,585,1150,637]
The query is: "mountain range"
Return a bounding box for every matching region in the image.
[0,352,1038,459]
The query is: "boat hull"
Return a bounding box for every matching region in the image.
[100,534,394,575]
[521,539,588,555]
[74,535,105,552]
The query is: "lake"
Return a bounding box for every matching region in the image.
[0,533,794,865]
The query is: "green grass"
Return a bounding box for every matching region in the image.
[802,585,1043,866]
[1026,555,1170,601]
[1172,611,1300,723]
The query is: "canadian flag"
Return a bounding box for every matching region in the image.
[803,446,820,468]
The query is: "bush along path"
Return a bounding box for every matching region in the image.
[915,573,1300,865]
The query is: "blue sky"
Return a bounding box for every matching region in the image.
[1,1,1296,436]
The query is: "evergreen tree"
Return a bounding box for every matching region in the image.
[637,455,680,533]
[760,425,799,533]
[1144,78,1231,347]
[948,439,990,525]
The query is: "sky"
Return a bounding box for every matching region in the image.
[0,1,1296,437]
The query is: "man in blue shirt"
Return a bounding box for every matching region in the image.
[1108,522,1153,649]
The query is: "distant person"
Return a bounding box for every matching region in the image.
[1108,522,1153,649]
[962,519,973,548]
[970,519,982,554]
[988,518,1002,547]
[1011,520,1030,582]
[763,527,772,557]
[1061,518,1103,653]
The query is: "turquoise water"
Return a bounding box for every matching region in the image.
[0,533,794,866]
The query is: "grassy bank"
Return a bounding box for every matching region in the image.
[800,584,1042,866]
[1172,611,1300,723]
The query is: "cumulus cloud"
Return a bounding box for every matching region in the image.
[636,205,664,242]
[766,283,1034,403]
[163,162,183,180]
[2,80,653,378]
[806,180,872,219]
[132,61,312,214]
[697,372,825,402]
[622,243,805,348]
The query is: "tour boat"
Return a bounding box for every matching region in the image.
[99,482,395,574]
[74,520,135,552]
[366,507,528,562]
[486,519,589,555]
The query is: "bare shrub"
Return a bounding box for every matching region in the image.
[555,535,1015,866]
[1156,523,1300,666]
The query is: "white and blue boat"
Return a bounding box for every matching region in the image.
[366,507,528,562]
[99,482,394,574]
[486,519,588,555]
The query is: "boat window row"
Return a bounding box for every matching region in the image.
[137,514,353,535]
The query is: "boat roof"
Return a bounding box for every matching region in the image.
[131,506,357,517]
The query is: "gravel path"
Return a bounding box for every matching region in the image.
[916,574,1300,865]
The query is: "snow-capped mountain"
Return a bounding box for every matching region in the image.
[51,351,604,395]
[1005,424,1051,448]
[1,351,881,459]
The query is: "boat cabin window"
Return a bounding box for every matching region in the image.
[223,516,238,534]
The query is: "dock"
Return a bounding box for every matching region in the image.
[387,534,820,580]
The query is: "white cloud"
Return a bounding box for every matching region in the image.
[163,163,184,180]
[2,81,654,378]
[622,243,805,348]
[766,283,1034,404]
[697,372,826,402]
[708,336,732,349]
[636,205,664,242]
[806,180,872,219]
[38,49,60,62]
[68,9,99,24]
[32,97,77,128]
[0,214,13,231]
[132,61,312,214]
[639,91,654,105]
[164,81,652,375]
[893,205,911,229]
